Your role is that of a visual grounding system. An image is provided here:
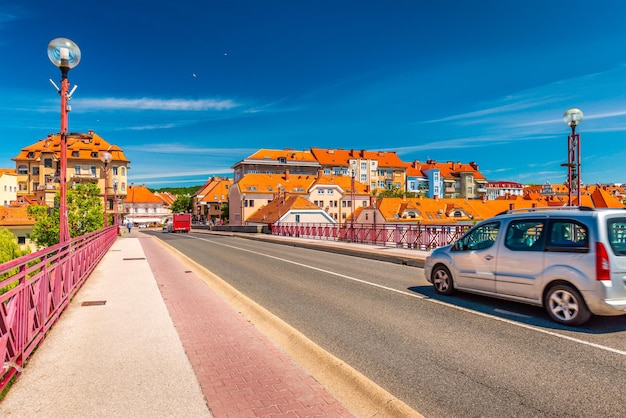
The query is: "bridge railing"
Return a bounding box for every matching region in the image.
[270,222,471,250]
[0,226,117,392]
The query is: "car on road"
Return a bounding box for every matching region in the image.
[424,206,626,326]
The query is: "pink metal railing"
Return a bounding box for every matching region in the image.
[0,226,117,392]
[270,222,471,250]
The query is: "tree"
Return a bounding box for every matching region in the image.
[375,187,418,199]
[171,195,192,213]
[28,183,104,248]
[0,228,28,264]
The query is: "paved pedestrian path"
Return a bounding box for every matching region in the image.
[0,231,210,417]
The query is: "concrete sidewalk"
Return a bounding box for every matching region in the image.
[0,231,211,417]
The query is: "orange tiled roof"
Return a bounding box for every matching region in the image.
[374,197,549,224]
[310,148,406,168]
[124,185,164,204]
[588,188,625,208]
[311,175,369,195]
[0,168,16,176]
[247,195,321,224]
[13,131,130,163]
[246,149,318,162]
[237,173,316,194]
[199,178,233,203]
[0,205,35,227]
[407,160,485,180]
[154,191,177,206]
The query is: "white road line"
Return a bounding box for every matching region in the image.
[190,235,626,357]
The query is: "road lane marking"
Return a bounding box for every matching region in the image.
[188,234,626,357]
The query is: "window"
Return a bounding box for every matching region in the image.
[32,167,39,175]
[360,174,366,182]
[17,236,26,245]
[27,152,34,158]
[458,221,500,251]
[278,157,286,163]
[44,158,53,168]
[18,165,28,175]
[505,220,545,251]
[91,152,98,158]
[317,189,324,195]
[112,166,118,175]
[75,166,81,174]
[91,166,96,175]
[324,168,331,175]
[361,162,367,170]
[295,215,300,222]
[607,218,626,254]
[546,220,588,252]
[327,189,334,195]
[121,167,126,176]
[72,151,79,157]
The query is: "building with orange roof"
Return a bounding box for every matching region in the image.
[246,195,335,225]
[405,160,487,199]
[310,148,407,193]
[485,181,524,200]
[123,184,171,227]
[228,171,317,225]
[12,131,130,220]
[232,149,321,182]
[0,168,17,207]
[191,177,234,222]
[0,204,36,251]
[308,174,370,224]
[356,196,549,226]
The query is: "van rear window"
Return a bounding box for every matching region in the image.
[607,218,626,255]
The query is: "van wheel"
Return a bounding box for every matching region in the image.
[544,284,591,326]
[432,265,454,295]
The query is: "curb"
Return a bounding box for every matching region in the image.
[153,235,423,417]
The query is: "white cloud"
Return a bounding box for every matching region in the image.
[76,97,239,111]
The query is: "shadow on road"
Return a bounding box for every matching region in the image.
[408,285,626,334]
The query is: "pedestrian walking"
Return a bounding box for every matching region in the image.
[127,220,132,233]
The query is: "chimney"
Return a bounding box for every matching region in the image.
[284,169,289,180]
[283,191,289,201]
[317,169,323,179]
[509,203,514,210]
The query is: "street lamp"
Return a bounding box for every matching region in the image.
[48,37,81,244]
[100,151,112,227]
[562,108,583,206]
[112,178,119,229]
[350,161,357,241]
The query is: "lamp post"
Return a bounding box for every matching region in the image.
[48,38,81,243]
[112,178,119,228]
[100,151,112,227]
[350,162,356,242]
[562,108,583,206]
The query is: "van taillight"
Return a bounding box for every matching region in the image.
[596,242,611,281]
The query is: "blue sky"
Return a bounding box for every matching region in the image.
[2,1,626,189]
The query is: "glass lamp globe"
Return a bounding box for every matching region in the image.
[100,151,112,164]
[47,38,81,69]
[563,108,584,127]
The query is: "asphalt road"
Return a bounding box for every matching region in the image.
[150,231,626,417]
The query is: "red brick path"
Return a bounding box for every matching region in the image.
[140,237,353,417]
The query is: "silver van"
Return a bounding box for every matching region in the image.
[424,207,626,325]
